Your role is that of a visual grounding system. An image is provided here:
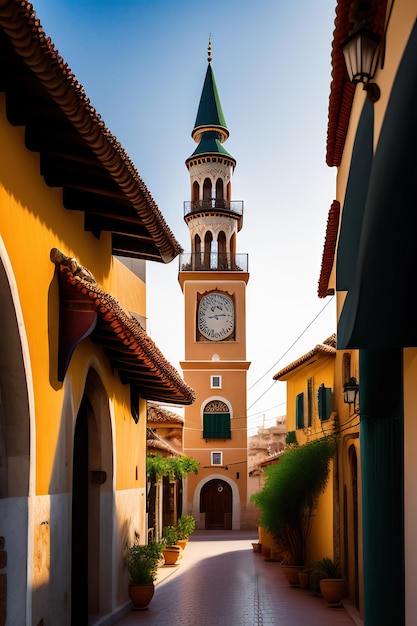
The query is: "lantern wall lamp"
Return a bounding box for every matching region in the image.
[340,6,382,102]
[344,377,360,407]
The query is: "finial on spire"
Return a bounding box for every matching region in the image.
[207,34,212,63]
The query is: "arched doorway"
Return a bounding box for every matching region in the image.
[71,369,113,624]
[200,479,232,529]
[0,253,31,624]
[349,443,359,608]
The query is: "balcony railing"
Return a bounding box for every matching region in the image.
[184,199,244,219]
[179,252,248,273]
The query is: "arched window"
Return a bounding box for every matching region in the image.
[218,231,227,269]
[194,235,201,269]
[192,181,200,208]
[203,178,212,207]
[194,234,201,254]
[204,231,213,269]
[215,178,224,208]
[203,400,231,439]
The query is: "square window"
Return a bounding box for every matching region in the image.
[211,451,223,466]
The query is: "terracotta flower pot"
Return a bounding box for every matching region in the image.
[163,546,181,566]
[128,582,155,610]
[298,569,312,589]
[319,578,348,607]
[177,539,188,551]
[281,564,304,586]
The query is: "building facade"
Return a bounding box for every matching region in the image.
[0,2,194,624]
[179,44,251,530]
[322,0,417,623]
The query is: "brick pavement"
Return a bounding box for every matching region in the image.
[115,530,363,626]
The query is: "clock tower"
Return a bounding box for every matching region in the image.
[179,41,250,530]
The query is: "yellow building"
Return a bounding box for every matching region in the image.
[0,3,194,625]
[321,0,417,623]
[273,336,337,564]
[179,44,251,530]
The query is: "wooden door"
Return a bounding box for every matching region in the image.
[200,480,232,529]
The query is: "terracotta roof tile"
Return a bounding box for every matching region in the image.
[326,0,388,167]
[273,334,336,380]
[0,0,182,262]
[146,428,182,457]
[147,402,184,424]
[51,248,195,405]
[318,200,340,297]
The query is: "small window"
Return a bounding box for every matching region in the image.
[307,378,313,427]
[296,393,304,429]
[318,384,333,421]
[211,451,223,466]
[211,375,222,389]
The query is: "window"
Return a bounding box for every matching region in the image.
[318,384,333,421]
[343,352,351,385]
[211,375,222,389]
[203,400,231,439]
[296,393,304,429]
[307,377,313,427]
[211,451,223,466]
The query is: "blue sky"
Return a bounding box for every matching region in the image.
[36,0,338,433]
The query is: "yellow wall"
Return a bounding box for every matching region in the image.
[0,92,147,496]
[280,350,336,563]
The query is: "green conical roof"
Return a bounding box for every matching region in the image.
[189,130,233,159]
[192,63,229,141]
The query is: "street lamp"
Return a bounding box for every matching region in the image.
[341,24,381,102]
[343,377,360,407]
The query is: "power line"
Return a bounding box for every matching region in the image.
[247,380,277,412]
[248,296,334,392]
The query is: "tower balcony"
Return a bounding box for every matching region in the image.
[179,252,249,273]
[184,199,244,228]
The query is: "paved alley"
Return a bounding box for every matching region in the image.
[115,530,362,626]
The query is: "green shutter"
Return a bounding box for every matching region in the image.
[296,393,304,429]
[318,384,333,421]
[203,413,231,439]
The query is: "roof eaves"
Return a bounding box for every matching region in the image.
[51,248,196,405]
[318,200,340,297]
[0,0,182,263]
[273,342,336,381]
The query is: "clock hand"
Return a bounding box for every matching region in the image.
[208,314,226,320]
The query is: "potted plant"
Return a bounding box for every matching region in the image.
[250,436,337,584]
[124,535,164,609]
[162,526,181,566]
[176,514,196,550]
[310,557,347,606]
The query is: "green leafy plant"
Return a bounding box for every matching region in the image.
[285,430,297,446]
[162,525,178,546]
[250,436,338,565]
[124,535,164,584]
[176,515,196,540]
[146,454,199,534]
[310,557,342,593]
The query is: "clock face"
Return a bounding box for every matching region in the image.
[198,292,235,341]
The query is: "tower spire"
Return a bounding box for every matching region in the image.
[208,34,212,63]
